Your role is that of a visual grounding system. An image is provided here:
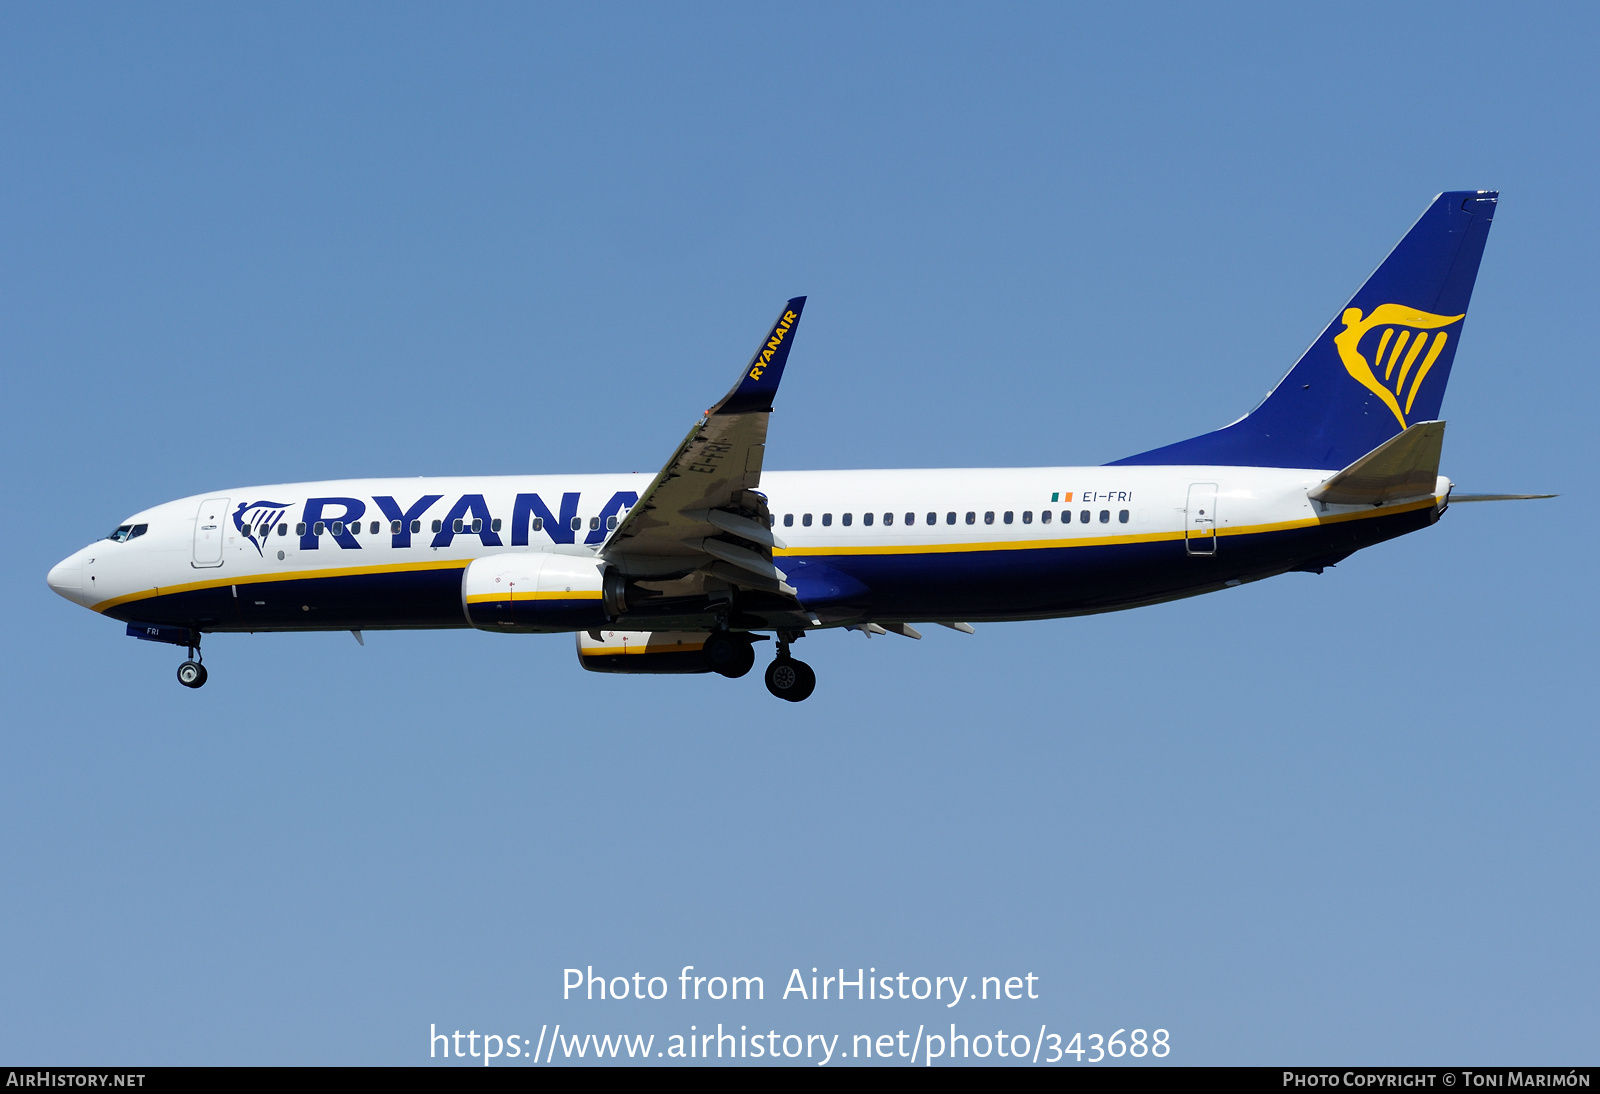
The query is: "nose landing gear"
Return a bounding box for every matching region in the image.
[764,632,815,702]
[177,643,207,689]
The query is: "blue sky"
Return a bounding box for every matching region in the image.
[2,2,1595,1065]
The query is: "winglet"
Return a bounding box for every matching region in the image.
[712,297,807,415]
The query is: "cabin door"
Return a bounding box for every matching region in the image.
[1185,483,1218,556]
[192,497,230,568]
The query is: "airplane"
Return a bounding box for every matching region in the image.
[47,190,1550,701]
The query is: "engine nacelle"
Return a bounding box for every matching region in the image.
[576,629,712,674]
[462,552,611,632]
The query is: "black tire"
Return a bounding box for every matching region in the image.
[177,660,206,688]
[703,633,754,678]
[764,657,816,702]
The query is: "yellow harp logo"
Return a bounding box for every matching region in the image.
[1333,304,1463,429]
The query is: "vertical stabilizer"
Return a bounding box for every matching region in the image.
[1112,191,1497,470]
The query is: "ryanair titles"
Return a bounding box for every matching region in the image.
[233,491,640,553]
[747,309,798,381]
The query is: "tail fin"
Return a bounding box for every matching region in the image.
[1112,191,1497,469]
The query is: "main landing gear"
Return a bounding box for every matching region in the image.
[702,632,757,678]
[176,643,207,689]
[764,632,815,702]
[703,629,817,701]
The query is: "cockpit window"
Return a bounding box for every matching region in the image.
[128,524,147,540]
[106,524,147,542]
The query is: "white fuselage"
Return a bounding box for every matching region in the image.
[47,465,1450,632]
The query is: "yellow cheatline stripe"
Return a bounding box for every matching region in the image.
[91,557,470,613]
[465,591,603,604]
[773,496,1439,557]
[778,529,1178,556]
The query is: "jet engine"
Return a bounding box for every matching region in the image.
[461,552,613,632]
[576,629,714,674]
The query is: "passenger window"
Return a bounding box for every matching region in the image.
[984,511,995,525]
[1099,509,1110,523]
[278,523,288,536]
[432,520,442,533]
[784,514,794,527]
[1003,512,1014,524]
[589,517,599,530]
[296,522,307,536]
[1119,509,1130,523]
[531,517,543,531]
[1041,510,1052,524]
[492,518,503,533]
[1023,511,1032,524]
[391,520,401,534]
[883,512,894,526]
[946,512,956,525]
[314,521,326,535]
[1080,510,1090,524]
[862,512,873,526]
[570,516,582,531]
[907,513,916,526]
[367,521,377,535]
[803,514,813,527]
[452,519,463,533]
[822,513,832,527]
[965,512,975,525]
[606,515,617,530]
[842,513,853,526]
[472,518,483,533]
[412,519,423,534]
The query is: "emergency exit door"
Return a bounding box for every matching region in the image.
[1185,483,1218,556]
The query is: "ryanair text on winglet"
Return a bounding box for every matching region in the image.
[747,310,798,381]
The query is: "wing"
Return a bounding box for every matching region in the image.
[602,297,806,597]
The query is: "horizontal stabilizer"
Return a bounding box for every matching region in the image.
[1448,493,1556,502]
[1308,421,1445,507]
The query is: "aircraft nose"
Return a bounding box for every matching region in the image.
[47,551,85,602]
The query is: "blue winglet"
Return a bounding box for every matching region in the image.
[1111,192,1497,469]
[713,297,807,415]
